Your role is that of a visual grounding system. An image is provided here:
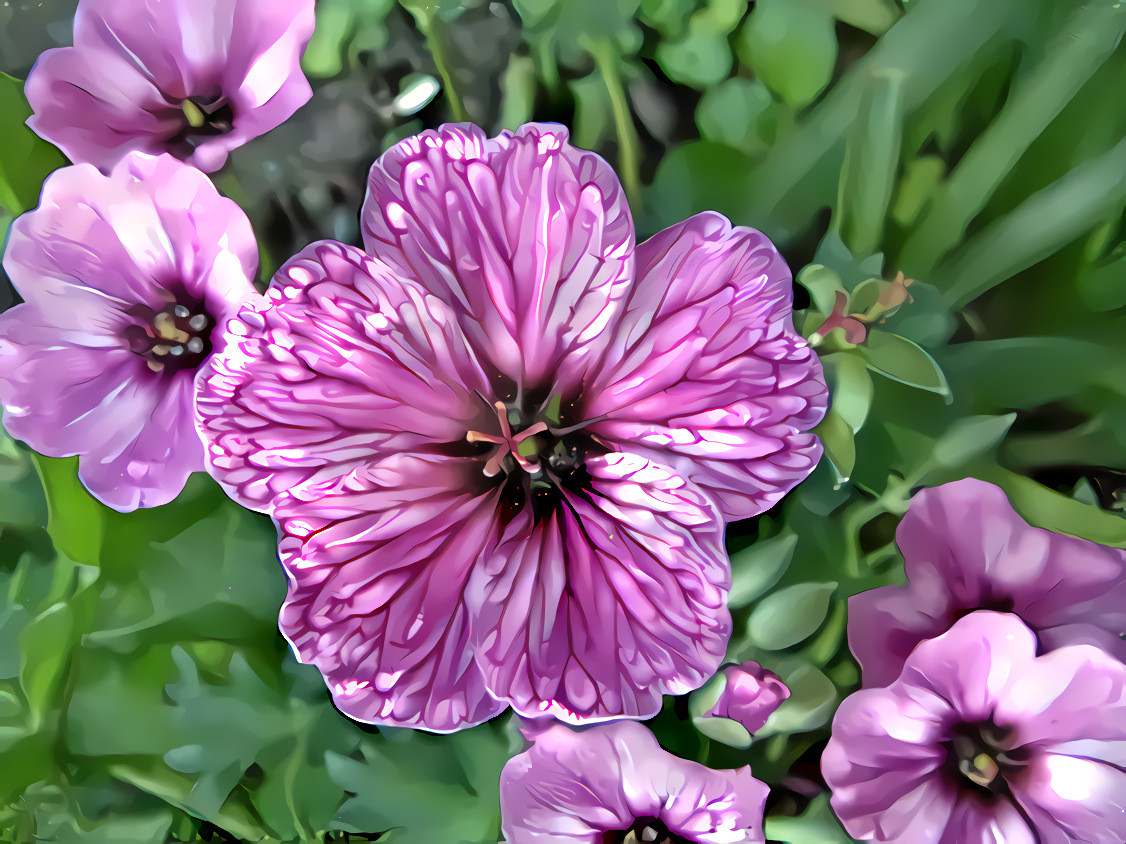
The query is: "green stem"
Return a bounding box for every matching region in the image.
[422,15,469,122]
[590,39,641,204]
[938,135,1126,309]
[900,0,1126,274]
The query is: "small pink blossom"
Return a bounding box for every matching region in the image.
[0,152,259,510]
[704,661,789,735]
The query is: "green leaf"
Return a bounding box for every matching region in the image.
[654,0,745,88]
[747,582,838,650]
[0,72,65,218]
[728,531,797,609]
[930,413,1016,470]
[825,352,874,434]
[18,601,73,725]
[695,78,776,156]
[765,794,853,843]
[29,454,108,568]
[736,0,838,109]
[757,661,839,735]
[834,67,904,259]
[814,410,856,485]
[858,329,951,398]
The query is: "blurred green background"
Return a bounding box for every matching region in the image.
[1,0,1125,840]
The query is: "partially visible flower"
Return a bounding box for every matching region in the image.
[196,123,827,731]
[824,611,1126,844]
[0,152,259,510]
[25,0,315,172]
[704,661,789,735]
[849,477,1126,687]
[500,720,768,844]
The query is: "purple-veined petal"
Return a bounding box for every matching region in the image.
[275,454,507,732]
[1010,755,1126,844]
[584,212,826,521]
[361,122,635,395]
[196,239,494,513]
[467,452,730,723]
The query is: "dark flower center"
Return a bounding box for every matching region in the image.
[123,298,213,375]
[170,93,235,152]
[946,721,1028,796]
[603,817,693,844]
[465,386,601,522]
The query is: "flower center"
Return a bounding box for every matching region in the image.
[603,818,693,844]
[124,300,213,374]
[948,721,1027,795]
[466,401,548,477]
[172,93,235,151]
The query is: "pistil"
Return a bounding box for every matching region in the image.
[466,401,547,476]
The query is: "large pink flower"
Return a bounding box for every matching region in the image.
[24,0,315,172]
[0,152,259,510]
[196,123,827,731]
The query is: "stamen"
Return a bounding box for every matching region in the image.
[465,401,548,477]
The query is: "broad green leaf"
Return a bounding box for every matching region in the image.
[858,329,950,398]
[695,78,776,156]
[737,0,837,109]
[747,582,838,650]
[0,72,64,217]
[654,0,745,88]
[728,531,797,609]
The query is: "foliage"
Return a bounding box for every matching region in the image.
[2,0,1126,840]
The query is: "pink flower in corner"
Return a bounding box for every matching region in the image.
[705,661,789,735]
[0,152,259,511]
[848,478,1126,688]
[500,720,769,843]
[824,612,1126,844]
[196,123,827,731]
[25,0,315,172]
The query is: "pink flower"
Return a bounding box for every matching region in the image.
[500,720,769,843]
[0,152,259,510]
[196,123,827,731]
[824,611,1126,844]
[704,661,789,735]
[25,0,315,172]
[849,478,1126,688]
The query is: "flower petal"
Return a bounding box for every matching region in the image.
[468,452,730,723]
[275,454,506,732]
[585,212,826,521]
[361,122,635,394]
[1010,754,1126,844]
[849,478,1126,687]
[0,305,149,456]
[4,153,258,318]
[75,371,203,511]
[937,795,1036,844]
[196,240,493,513]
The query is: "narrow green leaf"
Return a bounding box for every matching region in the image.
[835,66,904,258]
[814,410,856,485]
[0,72,65,217]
